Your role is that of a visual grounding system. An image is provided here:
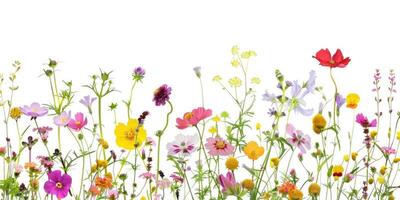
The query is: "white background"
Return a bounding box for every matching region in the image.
[1,0,400,199]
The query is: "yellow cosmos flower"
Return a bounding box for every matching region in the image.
[346,93,360,109]
[243,141,264,160]
[114,119,146,150]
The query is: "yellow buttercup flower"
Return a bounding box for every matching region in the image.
[231,45,239,55]
[229,77,242,88]
[96,160,108,168]
[312,114,326,134]
[140,196,146,200]
[370,130,378,139]
[114,119,146,150]
[98,138,109,149]
[225,157,239,170]
[212,115,221,122]
[270,157,280,168]
[346,93,360,109]
[241,50,257,59]
[261,192,271,200]
[243,141,264,160]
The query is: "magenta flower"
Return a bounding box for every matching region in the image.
[139,172,156,180]
[382,146,396,155]
[67,112,88,131]
[20,102,48,118]
[170,173,184,183]
[205,137,234,156]
[153,84,172,106]
[53,111,71,127]
[356,113,377,128]
[44,170,72,199]
[218,171,239,193]
[167,133,198,156]
[286,123,311,153]
[176,107,212,129]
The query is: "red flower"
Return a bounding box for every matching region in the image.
[313,49,350,68]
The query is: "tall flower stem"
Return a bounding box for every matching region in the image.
[329,68,341,149]
[155,100,173,195]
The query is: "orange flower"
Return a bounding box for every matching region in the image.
[278,181,296,195]
[95,176,112,189]
[89,185,101,196]
[243,141,264,160]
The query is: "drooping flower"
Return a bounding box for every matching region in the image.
[67,112,88,131]
[205,137,234,156]
[286,124,311,153]
[43,170,72,199]
[167,133,198,156]
[356,113,377,128]
[313,48,351,68]
[53,111,71,127]
[243,141,264,160]
[336,94,345,110]
[153,84,172,106]
[170,173,184,183]
[114,119,147,150]
[193,66,201,78]
[218,172,239,193]
[20,102,48,118]
[176,107,212,129]
[346,93,360,109]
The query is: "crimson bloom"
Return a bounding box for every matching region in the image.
[313,48,350,68]
[67,112,88,131]
[44,170,72,199]
[176,107,212,129]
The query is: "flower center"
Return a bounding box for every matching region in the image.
[183,112,193,120]
[75,121,81,125]
[56,182,63,189]
[215,141,226,149]
[126,129,136,139]
[329,60,335,64]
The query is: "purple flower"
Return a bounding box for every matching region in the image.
[153,84,172,106]
[286,123,311,153]
[167,133,198,156]
[133,67,145,81]
[53,111,71,127]
[289,80,313,116]
[382,146,396,155]
[44,170,72,199]
[218,171,239,193]
[79,96,96,113]
[20,103,48,118]
[33,126,53,142]
[336,94,345,110]
[170,173,183,183]
[356,113,377,128]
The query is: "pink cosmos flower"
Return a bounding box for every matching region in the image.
[53,111,71,127]
[67,112,88,131]
[139,172,156,180]
[218,171,238,193]
[20,102,48,118]
[176,107,212,129]
[356,113,377,128]
[167,133,198,156]
[44,170,72,199]
[205,137,234,156]
[286,123,311,153]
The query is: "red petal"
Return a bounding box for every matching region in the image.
[337,57,351,68]
[332,49,344,63]
[313,48,331,65]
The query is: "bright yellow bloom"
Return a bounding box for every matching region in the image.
[229,77,242,87]
[208,126,217,134]
[241,179,254,190]
[96,160,108,168]
[10,107,22,120]
[270,157,280,168]
[377,176,385,184]
[288,188,303,200]
[243,141,264,160]
[332,165,344,181]
[343,154,349,162]
[370,130,378,139]
[346,93,360,109]
[212,115,221,122]
[114,119,146,150]
[256,123,261,130]
[312,114,326,134]
[308,182,320,196]
[225,157,239,170]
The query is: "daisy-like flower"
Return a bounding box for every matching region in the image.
[53,111,71,127]
[382,146,396,155]
[139,172,156,180]
[167,133,198,156]
[286,124,311,153]
[153,84,172,106]
[67,112,88,131]
[356,113,377,128]
[176,107,212,129]
[114,119,147,150]
[205,137,234,156]
[43,170,72,199]
[20,102,48,118]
